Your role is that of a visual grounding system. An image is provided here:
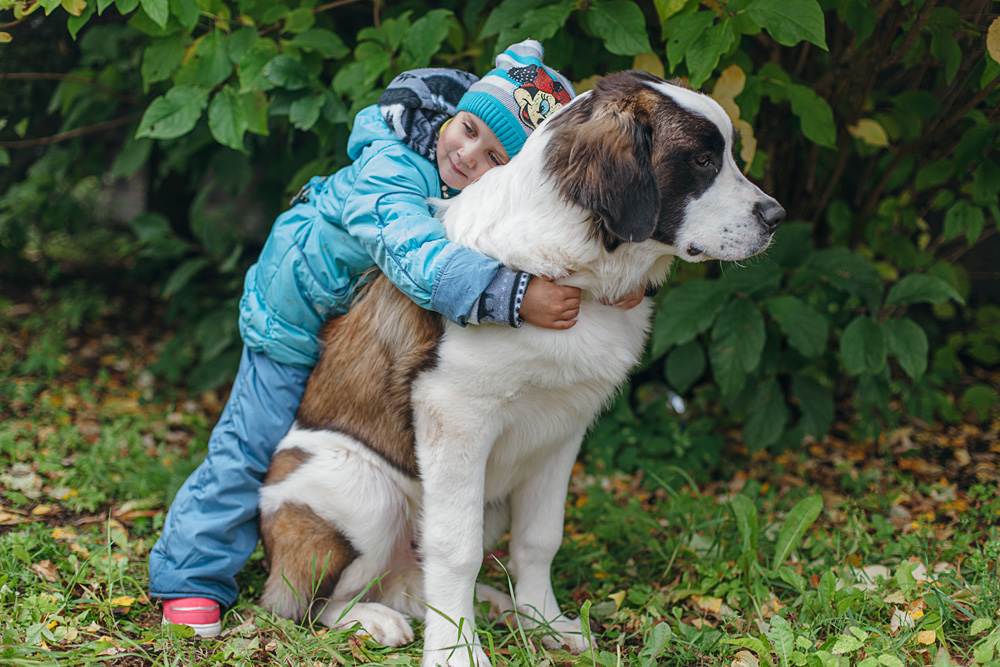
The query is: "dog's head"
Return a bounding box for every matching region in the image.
[544,71,785,262]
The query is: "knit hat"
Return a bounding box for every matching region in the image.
[456,39,575,158]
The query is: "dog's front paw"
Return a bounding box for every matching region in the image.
[421,646,491,667]
[320,602,414,647]
[421,628,491,667]
[538,615,594,654]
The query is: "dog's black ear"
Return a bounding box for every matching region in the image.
[547,90,659,247]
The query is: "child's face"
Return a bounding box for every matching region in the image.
[436,111,509,190]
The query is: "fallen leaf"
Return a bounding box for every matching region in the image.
[32,560,59,582]
[32,504,56,516]
[608,590,626,611]
[692,595,723,614]
[890,608,916,633]
[731,650,760,667]
[917,630,936,645]
[110,596,135,608]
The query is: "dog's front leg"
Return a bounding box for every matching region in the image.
[508,433,593,653]
[416,402,495,667]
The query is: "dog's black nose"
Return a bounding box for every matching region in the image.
[754,199,785,232]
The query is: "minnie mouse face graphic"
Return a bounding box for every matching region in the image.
[508,65,572,129]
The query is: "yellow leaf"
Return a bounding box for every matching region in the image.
[712,65,746,103]
[110,596,135,608]
[735,119,757,173]
[848,118,889,147]
[692,595,723,614]
[917,630,936,645]
[32,504,55,516]
[0,32,12,43]
[574,75,601,94]
[632,52,665,79]
[988,17,1000,64]
[60,0,86,16]
[51,526,77,540]
[608,590,626,611]
[654,0,687,25]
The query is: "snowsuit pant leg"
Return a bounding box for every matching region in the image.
[148,346,311,607]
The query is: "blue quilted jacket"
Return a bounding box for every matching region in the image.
[238,105,502,367]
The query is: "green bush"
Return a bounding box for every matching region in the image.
[1,0,997,461]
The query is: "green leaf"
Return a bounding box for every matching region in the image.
[746,0,828,49]
[929,27,961,84]
[264,54,312,90]
[767,615,795,667]
[141,34,186,90]
[802,248,882,311]
[496,0,574,47]
[289,28,349,59]
[227,27,258,65]
[282,7,315,34]
[744,377,788,450]
[915,158,954,191]
[786,83,835,148]
[640,622,672,661]
[175,31,232,88]
[771,495,822,569]
[792,375,833,438]
[97,0,115,14]
[170,0,199,30]
[67,2,95,39]
[289,94,324,131]
[713,298,766,373]
[886,274,964,307]
[943,200,985,244]
[238,39,279,92]
[115,0,138,13]
[766,296,828,358]
[651,280,728,356]
[831,634,863,655]
[960,385,998,422]
[666,11,714,71]
[208,86,248,151]
[401,9,453,69]
[686,19,736,87]
[110,135,151,178]
[729,494,759,560]
[241,90,269,136]
[884,318,928,381]
[482,0,537,37]
[163,257,210,297]
[0,148,9,167]
[971,160,1000,206]
[840,316,886,376]
[139,0,167,28]
[135,85,209,139]
[585,0,651,56]
[665,340,705,393]
[970,619,993,637]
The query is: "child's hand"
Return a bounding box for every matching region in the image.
[608,287,646,310]
[521,277,582,330]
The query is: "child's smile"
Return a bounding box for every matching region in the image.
[436,112,509,190]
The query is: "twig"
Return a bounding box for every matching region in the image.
[0,72,136,103]
[259,0,365,35]
[0,114,138,149]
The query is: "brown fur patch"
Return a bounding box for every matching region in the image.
[260,502,358,619]
[294,274,443,477]
[266,447,312,485]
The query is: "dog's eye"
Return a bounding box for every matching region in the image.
[694,153,713,169]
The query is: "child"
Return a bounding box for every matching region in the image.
[149,40,629,637]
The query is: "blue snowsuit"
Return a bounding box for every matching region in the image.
[148,104,506,607]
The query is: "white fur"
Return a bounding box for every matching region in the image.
[262,78,777,666]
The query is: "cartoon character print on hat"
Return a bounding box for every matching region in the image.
[508,64,572,130]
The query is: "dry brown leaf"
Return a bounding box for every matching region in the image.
[731,650,760,667]
[32,560,59,582]
[916,629,936,645]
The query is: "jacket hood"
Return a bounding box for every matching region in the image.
[347,105,399,161]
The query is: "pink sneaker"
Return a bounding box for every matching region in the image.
[162,597,222,638]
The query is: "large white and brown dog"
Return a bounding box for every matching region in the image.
[258,71,784,666]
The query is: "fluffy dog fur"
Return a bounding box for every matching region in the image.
[258,71,784,667]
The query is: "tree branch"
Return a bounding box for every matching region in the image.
[0,114,138,149]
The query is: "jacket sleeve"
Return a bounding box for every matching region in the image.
[338,145,502,324]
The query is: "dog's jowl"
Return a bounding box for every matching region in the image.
[259,70,784,667]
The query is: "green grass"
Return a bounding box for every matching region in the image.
[1,287,998,666]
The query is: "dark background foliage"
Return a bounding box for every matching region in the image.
[1,0,997,476]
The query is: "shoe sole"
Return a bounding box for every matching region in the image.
[162,617,222,638]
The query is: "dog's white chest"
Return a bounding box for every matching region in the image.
[414,299,652,501]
